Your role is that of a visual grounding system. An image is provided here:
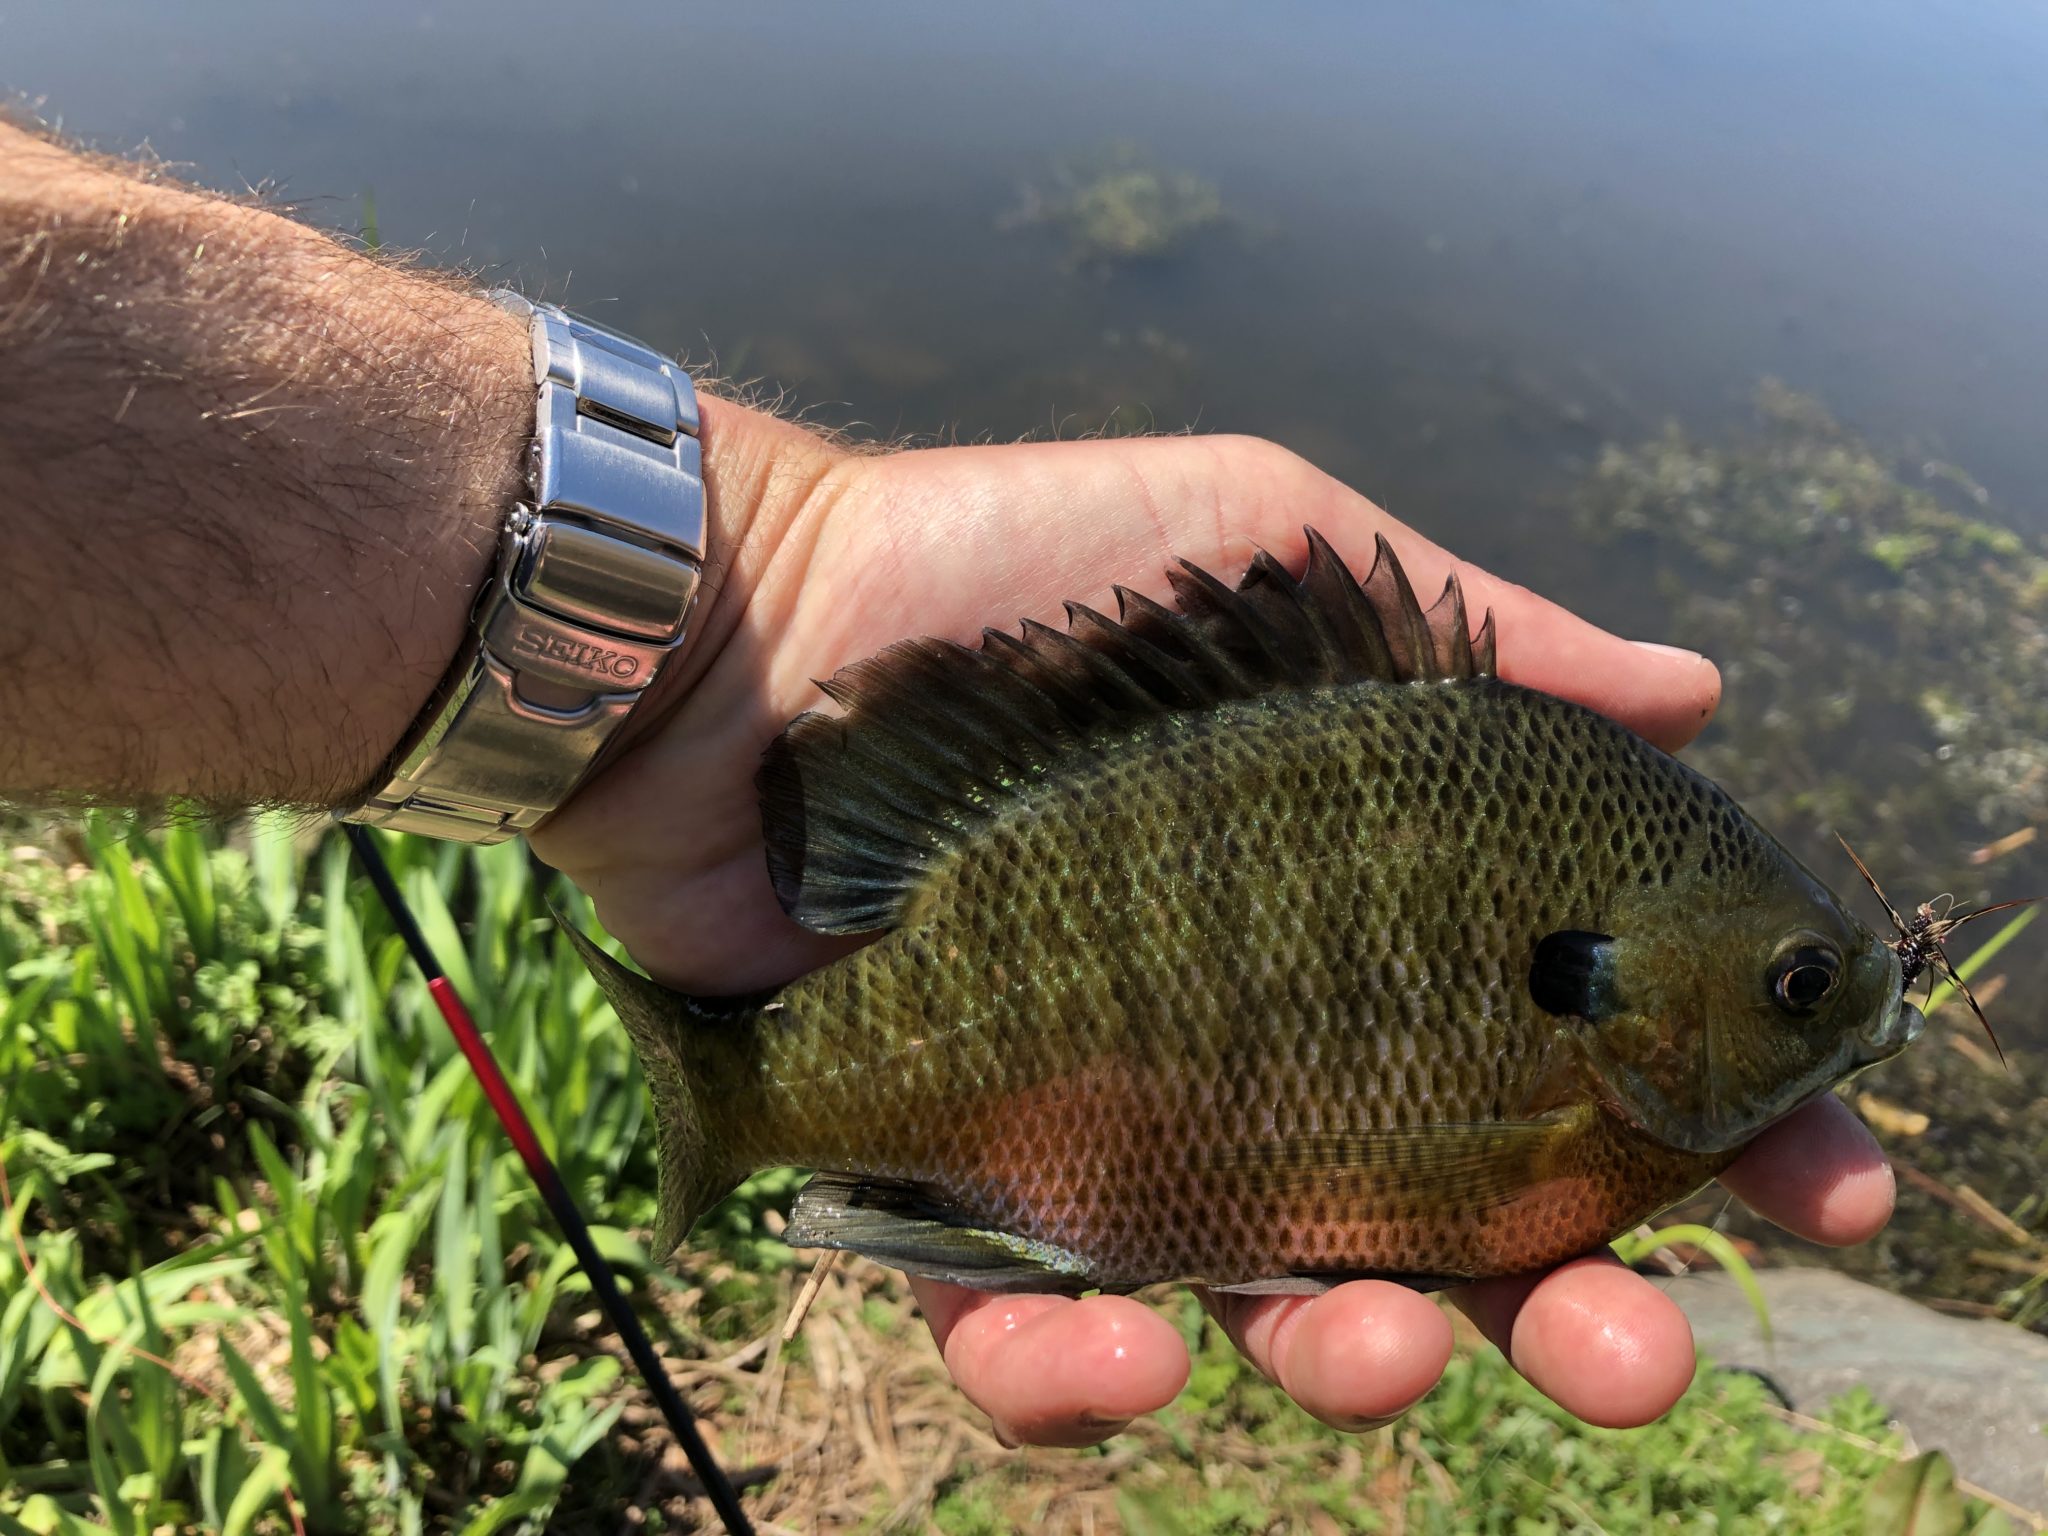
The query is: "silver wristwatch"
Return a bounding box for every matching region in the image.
[344,294,705,843]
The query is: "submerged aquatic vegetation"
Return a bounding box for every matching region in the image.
[1000,139,1227,268]
[1577,384,2048,957]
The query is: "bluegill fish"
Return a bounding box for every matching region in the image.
[562,531,1921,1293]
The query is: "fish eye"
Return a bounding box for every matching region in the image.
[1769,941,1841,1015]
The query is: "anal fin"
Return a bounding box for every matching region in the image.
[784,1171,1098,1294]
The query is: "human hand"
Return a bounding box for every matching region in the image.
[532,424,1894,1444]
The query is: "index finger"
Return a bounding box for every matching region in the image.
[1233,505,1724,755]
[887,436,1724,755]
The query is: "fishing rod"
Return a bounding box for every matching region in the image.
[340,823,755,1536]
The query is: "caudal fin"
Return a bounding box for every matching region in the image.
[552,908,735,1254]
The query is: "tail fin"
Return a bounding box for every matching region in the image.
[553,909,736,1254]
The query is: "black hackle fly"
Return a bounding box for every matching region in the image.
[1837,834,2036,1068]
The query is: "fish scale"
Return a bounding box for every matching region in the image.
[562,532,1919,1292]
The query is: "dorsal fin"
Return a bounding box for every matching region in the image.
[758,529,1495,935]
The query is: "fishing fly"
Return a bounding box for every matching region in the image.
[1837,834,2036,1066]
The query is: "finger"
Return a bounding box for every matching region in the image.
[1202,1280,1454,1432]
[1453,1254,1696,1428]
[866,436,1721,755]
[1718,1094,1894,1246]
[1229,498,1722,756]
[909,1276,1189,1448]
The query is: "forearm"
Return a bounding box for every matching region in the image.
[0,120,828,811]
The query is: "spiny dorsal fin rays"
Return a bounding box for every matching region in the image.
[1231,550,1342,686]
[1244,545,1345,688]
[1428,575,1475,682]
[1071,598,1211,707]
[1362,533,1438,681]
[1001,619,1159,718]
[1472,609,1499,679]
[758,528,1499,936]
[1165,557,1320,690]
[1301,527,1397,681]
[1161,562,1275,687]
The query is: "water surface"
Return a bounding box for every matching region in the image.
[7,0,2044,1018]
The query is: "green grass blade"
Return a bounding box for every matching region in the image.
[221,1444,294,1536]
[403,860,479,1019]
[248,812,302,936]
[1611,1222,1772,1346]
[122,1272,181,1488]
[138,821,220,965]
[1924,906,2038,1015]
[286,1289,336,1512]
[79,879,156,1051]
[217,1341,295,1462]
[434,1131,476,1363]
[84,1345,143,1536]
[362,1190,436,1441]
[475,1152,513,1381]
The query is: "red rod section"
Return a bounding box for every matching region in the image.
[425,975,555,1186]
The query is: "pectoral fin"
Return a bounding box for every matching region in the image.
[1200,1111,1589,1213]
[784,1172,1098,1293]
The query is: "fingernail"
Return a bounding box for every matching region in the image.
[1077,1413,1132,1437]
[990,1420,1021,1450]
[1629,640,1707,664]
[1324,1410,1404,1435]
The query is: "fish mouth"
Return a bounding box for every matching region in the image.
[1857,954,1925,1060]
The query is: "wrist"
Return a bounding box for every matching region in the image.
[345,312,848,837]
[1,121,531,807]
[296,276,533,802]
[558,389,848,771]
[0,115,842,819]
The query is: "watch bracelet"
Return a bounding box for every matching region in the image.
[343,294,706,843]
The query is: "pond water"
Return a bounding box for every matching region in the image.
[7,0,2045,1039]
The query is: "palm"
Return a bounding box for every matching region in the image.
[534,432,1894,1444]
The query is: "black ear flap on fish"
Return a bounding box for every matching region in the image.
[758,532,1497,937]
[1528,930,1624,1021]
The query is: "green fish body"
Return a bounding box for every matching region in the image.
[565,532,1920,1293]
